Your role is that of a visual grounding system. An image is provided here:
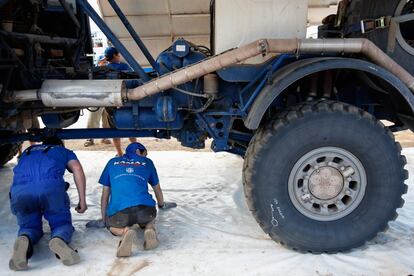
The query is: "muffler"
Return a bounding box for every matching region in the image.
[15,79,126,107]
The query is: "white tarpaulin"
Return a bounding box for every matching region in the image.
[0,150,413,275]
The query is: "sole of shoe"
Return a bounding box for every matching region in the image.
[49,238,80,266]
[144,229,158,250]
[116,229,136,257]
[9,236,29,271]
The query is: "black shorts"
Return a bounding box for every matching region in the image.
[107,205,156,228]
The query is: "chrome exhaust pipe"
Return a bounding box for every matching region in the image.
[14,79,126,107]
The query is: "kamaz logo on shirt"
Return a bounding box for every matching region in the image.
[113,160,146,167]
[126,168,134,173]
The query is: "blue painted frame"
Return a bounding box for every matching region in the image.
[0,128,164,144]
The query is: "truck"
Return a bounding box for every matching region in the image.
[1,0,414,253]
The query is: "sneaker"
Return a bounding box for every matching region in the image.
[116,229,136,257]
[49,237,80,266]
[101,138,111,144]
[143,228,158,250]
[9,236,30,271]
[83,139,95,147]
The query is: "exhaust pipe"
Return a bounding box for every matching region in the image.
[15,79,126,107]
[13,38,414,107]
[127,38,414,101]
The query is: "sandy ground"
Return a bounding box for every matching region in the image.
[395,130,414,148]
[0,150,413,276]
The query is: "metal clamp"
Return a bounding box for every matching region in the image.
[361,16,391,34]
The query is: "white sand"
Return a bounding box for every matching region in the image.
[0,150,413,276]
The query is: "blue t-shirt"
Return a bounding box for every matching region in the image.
[99,155,159,216]
[13,144,78,183]
[107,62,131,71]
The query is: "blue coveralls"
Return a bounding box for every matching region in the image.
[9,144,78,244]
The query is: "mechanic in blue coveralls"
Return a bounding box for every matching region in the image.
[8,137,87,271]
[99,142,176,257]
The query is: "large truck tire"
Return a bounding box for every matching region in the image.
[0,143,20,166]
[243,101,408,253]
[346,0,414,75]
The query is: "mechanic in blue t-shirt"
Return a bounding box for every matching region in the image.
[9,137,87,271]
[104,46,131,71]
[99,142,176,257]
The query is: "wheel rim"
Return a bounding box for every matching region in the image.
[395,0,414,55]
[288,147,367,221]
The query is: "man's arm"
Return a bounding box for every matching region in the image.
[151,184,177,209]
[151,183,164,207]
[101,186,110,221]
[67,160,87,213]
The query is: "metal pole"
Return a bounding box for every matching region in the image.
[108,0,160,74]
[76,0,150,81]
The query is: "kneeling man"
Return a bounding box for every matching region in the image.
[99,142,176,257]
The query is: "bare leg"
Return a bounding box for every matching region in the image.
[17,144,23,158]
[143,220,158,250]
[113,138,123,156]
[109,227,128,236]
[144,220,155,230]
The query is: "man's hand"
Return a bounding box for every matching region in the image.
[75,201,88,213]
[68,160,87,214]
[158,201,177,210]
[86,218,106,228]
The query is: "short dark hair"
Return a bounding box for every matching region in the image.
[105,47,119,62]
[43,136,64,146]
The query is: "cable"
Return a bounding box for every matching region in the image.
[179,96,214,113]
[172,87,209,98]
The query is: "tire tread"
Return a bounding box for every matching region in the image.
[243,101,408,253]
